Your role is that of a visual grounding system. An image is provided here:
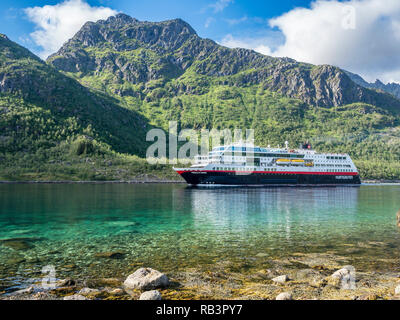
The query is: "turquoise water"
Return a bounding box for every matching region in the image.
[0,184,400,292]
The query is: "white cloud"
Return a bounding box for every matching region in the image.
[221,0,400,83]
[25,0,117,59]
[205,17,215,28]
[209,0,234,13]
[219,34,272,56]
[225,15,248,25]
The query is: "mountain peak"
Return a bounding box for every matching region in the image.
[51,13,198,56]
[0,34,9,40]
[102,13,139,26]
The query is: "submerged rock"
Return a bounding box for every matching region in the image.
[255,253,269,258]
[139,290,162,300]
[272,275,289,284]
[6,256,26,265]
[124,268,169,291]
[276,292,293,300]
[397,209,400,227]
[1,239,33,251]
[94,251,126,259]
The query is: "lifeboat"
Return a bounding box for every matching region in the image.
[276,159,291,165]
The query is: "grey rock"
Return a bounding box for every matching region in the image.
[255,253,268,258]
[139,290,162,300]
[13,286,34,295]
[124,268,169,291]
[276,292,293,300]
[78,287,100,295]
[272,275,289,284]
[331,266,354,280]
[395,285,400,296]
[108,288,124,296]
[63,294,88,300]
[57,278,76,287]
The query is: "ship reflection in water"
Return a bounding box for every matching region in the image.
[178,187,361,244]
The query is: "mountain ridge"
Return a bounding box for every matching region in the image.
[47,13,400,113]
[344,70,400,99]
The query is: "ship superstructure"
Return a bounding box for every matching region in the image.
[174,142,361,186]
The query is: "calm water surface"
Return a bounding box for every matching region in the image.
[0,184,399,292]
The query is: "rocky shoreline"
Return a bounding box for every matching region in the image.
[2,252,400,301]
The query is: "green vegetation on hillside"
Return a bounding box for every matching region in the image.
[1,15,400,182]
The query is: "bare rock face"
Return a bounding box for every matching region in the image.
[139,290,162,300]
[276,292,293,300]
[123,268,169,292]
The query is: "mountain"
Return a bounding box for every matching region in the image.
[345,70,400,99]
[48,13,400,114]
[0,32,153,177]
[1,14,400,181]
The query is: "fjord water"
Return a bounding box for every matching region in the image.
[0,184,399,292]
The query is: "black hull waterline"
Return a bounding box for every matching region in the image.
[177,171,361,186]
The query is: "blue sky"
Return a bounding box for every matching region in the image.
[2,0,400,83]
[1,0,311,53]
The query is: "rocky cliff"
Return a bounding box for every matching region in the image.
[48,13,400,112]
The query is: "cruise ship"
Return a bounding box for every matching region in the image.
[173,142,361,186]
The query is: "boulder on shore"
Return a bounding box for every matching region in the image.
[276,292,293,300]
[139,290,162,300]
[123,268,169,291]
[395,285,400,296]
[63,294,88,300]
[78,288,100,296]
[331,266,354,280]
[272,275,289,284]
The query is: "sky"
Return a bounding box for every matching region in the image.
[1,0,400,84]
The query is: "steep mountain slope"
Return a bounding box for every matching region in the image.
[0,33,150,157]
[48,13,400,113]
[345,70,400,99]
